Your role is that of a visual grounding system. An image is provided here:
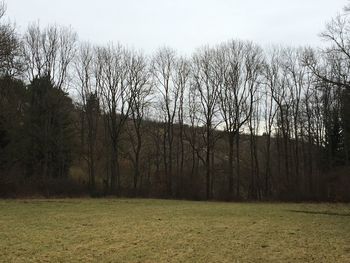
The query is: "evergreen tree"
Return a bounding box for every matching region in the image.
[25,76,75,178]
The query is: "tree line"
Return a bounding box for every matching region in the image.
[0,2,349,200]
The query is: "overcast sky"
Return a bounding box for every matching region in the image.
[6,0,347,54]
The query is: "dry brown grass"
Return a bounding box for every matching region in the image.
[0,199,349,262]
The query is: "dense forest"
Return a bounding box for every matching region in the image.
[1,2,350,201]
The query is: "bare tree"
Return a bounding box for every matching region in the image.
[75,42,100,193]
[151,47,179,196]
[0,1,22,77]
[261,82,277,198]
[303,11,350,91]
[125,50,152,192]
[185,78,202,195]
[282,48,305,193]
[299,59,317,197]
[217,41,263,198]
[244,44,264,200]
[95,43,131,193]
[23,23,77,89]
[266,48,293,194]
[173,56,190,196]
[192,46,221,199]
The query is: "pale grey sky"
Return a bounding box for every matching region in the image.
[6,0,347,54]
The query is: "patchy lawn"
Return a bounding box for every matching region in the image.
[0,199,349,262]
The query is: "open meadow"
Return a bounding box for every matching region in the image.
[0,199,349,262]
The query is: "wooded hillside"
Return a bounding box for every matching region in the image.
[1,2,350,201]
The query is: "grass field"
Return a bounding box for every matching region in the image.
[0,199,349,262]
